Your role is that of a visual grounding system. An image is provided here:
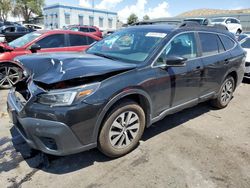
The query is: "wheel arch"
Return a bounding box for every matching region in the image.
[0,60,24,70]
[92,89,153,142]
[227,71,238,90]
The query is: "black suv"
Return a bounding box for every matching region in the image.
[8,24,245,157]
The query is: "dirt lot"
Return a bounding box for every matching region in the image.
[0,81,250,188]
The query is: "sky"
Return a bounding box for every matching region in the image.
[45,0,250,22]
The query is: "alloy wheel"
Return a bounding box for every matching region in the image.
[220,80,233,105]
[0,66,20,88]
[109,111,140,149]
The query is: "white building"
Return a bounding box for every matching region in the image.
[43,3,118,30]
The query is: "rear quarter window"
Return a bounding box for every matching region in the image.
[220,35,235,50]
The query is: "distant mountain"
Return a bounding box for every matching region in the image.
[178,8,250,17]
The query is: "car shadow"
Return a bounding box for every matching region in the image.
[10,101,214,174]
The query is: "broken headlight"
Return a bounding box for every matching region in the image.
[37,82,101,106]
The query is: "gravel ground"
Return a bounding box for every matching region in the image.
[0,82,250,188]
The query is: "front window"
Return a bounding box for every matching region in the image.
[36,34,65,48]
[9,32,42,48]
[89,16,94,26]
[108,19,113,28]
[87,29,168,63]
[99,17,104,28]
[65,14,70,25]
[155,32,197,66]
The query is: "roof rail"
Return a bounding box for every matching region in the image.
[179,21,201,27]
[179,21,228,31]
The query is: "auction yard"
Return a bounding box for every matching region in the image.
[0,81,250,188]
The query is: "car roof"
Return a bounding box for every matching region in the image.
[123,24,233,37]
[34,29,101,39]
[36,29,92,34]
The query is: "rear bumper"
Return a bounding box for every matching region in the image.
[7,91,97,156]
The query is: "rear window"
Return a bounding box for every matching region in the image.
[79,27,89,32]
[89,28,96,32]
[220,35,235,50]
[69,34,97,46]
[241,38,250,49]
[199,33,223,56]
[69,34,88,46]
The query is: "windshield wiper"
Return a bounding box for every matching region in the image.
[92,52,117,60]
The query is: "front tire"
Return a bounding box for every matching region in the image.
[0,64,22,89]
[210,76,235,109]
[98,100,145,158]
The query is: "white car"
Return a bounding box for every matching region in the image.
[211,17,242,34]
[241,37,250,79]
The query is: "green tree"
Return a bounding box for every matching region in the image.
[0,0,13,21]
[127,13,138,25]
[143,15,150,21]
[13,0,45,22]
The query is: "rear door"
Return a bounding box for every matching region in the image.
[34,34,69,53]
[198,32,232,96]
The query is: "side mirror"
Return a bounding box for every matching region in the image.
[226,20,231,24]
[30,43,41,53]
[166,56,187,67]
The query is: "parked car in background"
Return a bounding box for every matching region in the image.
[24,24,44,31]
[240,37,250,78]
[68,25,103,38]
[9,24,245,158]
[0,21,21,27]
[183,18,210,25]
[210,17,242,34]
[0,25,33,42]
[0,30,101,89]
[236,33,249,41]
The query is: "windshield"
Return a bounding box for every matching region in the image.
[87,29,167,63]
[211,18,225,23]
[9,32,42,48]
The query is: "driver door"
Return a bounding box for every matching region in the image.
[153,32,203,110]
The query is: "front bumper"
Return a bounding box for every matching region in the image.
[7,90,97,156]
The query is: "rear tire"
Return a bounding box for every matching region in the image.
[98,100,145,158]
[0,64,22,89]
[210,76,235,109]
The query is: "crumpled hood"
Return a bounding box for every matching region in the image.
[16,52,137,84]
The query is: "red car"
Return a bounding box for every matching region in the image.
[69,25,103,38]
[0,30,101,89]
